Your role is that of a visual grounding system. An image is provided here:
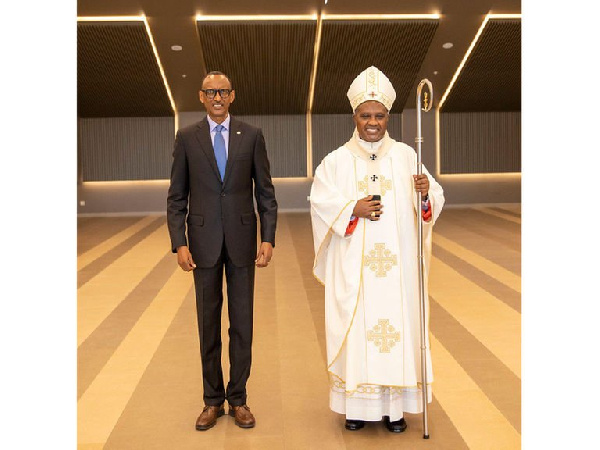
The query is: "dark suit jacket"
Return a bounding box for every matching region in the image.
[167,116,277,268]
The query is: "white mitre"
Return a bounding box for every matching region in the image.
[346,66,396,112]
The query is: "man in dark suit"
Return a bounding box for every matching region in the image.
[167,71,277,431]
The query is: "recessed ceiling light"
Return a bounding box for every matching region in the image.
[442,42,453,49]
[182,74,187,78]
[171,45,183,51]
[433,71,438,75]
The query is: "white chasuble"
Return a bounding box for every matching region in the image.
[310,130,445,421]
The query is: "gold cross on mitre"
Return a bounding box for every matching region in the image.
[367,319,401,353]
[364,243,397,277]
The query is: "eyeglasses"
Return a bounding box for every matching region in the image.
[201,88,232,99]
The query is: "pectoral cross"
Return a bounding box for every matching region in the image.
[370,154,377,160]
[371,175,378,182]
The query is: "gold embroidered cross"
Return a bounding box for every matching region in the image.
[367,319,401,353]
[358,177,368,195]
[357,176,392,196]
[364,243,397,277]
[380,177,392,195]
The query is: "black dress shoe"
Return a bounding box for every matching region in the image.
[345,419,365,431]
[383,416,407,433]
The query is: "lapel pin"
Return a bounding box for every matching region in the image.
[236,131,241,135]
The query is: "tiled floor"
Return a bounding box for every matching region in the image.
[77,206,521,449]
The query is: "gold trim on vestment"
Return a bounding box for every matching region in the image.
[328,371,432,397]
[326,217,366,370]
[311,199,355,286]
[344,130,394,162]
[324,141,436,392]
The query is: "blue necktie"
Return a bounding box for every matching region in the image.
[214,124,227,180]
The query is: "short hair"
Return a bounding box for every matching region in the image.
[202,71,233,89]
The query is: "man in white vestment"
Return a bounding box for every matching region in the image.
[310,66,444,433]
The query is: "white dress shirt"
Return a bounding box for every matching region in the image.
[206,114,231,157]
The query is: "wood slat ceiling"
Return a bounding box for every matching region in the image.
[76,1,521,117]
[313,20,439,114]
[440,19,521,112]
[196,20,316,115]
[78,22,174,117]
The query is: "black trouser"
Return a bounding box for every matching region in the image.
[192,242,255,407]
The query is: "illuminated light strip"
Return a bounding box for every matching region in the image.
[439,13,522,109]
[439,15,490,110]
[307,14,323,115]
[77,16,144,22]
[76,15,179,133]
[487,13,522,19]
[305,113,314,180]
[314,14,439,177]
[196,14,318,21]
[82,177,313,186]
[434,108,522,179]
[435,13,522,178]
[435,107,441,177]
[142,14,178,132]
[306,13,324,178]
[322,13,440,20]
[439,173,521,179]
[272,177,314,183]
[82,180,170,187]
[193,12,440,180]
[195,13,320,178]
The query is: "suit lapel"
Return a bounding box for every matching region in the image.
[223,117,242,185]
[195,118,222,182]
